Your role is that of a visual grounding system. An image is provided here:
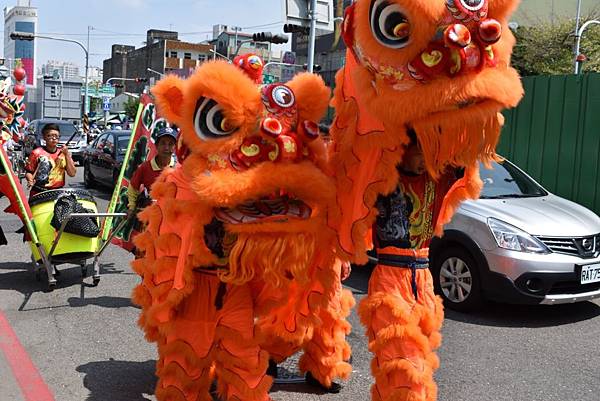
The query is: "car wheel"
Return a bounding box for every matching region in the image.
[84,164,95,189]
[432,246,483,312]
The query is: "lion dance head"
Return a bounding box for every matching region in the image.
[152,59,332,287]
[341,0,523,174]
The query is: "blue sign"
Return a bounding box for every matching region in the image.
[102,96,110,111]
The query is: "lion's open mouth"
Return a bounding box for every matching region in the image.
[432,97,486,114]
[215,192,312,224]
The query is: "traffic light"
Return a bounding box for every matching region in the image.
[10,31,34,41]
[134,77,148,83]
[113,83,124,89]
[283,24,309,35]
[252,32,289,44]
[50,85,57,97]
[302,64,322,72]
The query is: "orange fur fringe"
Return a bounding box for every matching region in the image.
[222,232,316,287]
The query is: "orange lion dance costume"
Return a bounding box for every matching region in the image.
[329,0,523,400]
[131,59,353,401]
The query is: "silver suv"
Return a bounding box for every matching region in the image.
[430,159,600,311]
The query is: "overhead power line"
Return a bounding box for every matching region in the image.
[36,20,285,40]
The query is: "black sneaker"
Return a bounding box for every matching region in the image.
[305,371,342,393]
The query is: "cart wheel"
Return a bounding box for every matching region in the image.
[92,277,100,286]
[48,282,56,292]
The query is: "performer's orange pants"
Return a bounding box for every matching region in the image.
[254,258,354,387]
[359,249,444,401]
[154,272,272,401]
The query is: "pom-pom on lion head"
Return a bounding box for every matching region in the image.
[152,61,332,286]
[233,53,265,84]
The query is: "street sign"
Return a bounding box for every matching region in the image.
[283,0,335,33]
[102,96,110,112]
[263,74,277,84]
[82,85,116,98]
[282,51,297,65]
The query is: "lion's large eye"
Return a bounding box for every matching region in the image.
[457,0,485,12]
[193,97,236,141]
[370,0,411,49]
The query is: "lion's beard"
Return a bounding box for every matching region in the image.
[219,231,316,288]
[412,105,503,177]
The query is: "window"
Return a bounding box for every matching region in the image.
[198,54,207,62]
[184,52,192,60]
[479,161,547,199]
[117,135,131,153]
[95,133,109,150]
[56,123,77,141]
[104,134,115,155]
[169,51,178,58]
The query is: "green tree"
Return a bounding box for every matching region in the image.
[89,97,102,113]
[511,15,600,76]
[124,97,140,120]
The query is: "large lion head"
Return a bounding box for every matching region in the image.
[343,0,523,174]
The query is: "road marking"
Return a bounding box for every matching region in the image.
[0,310,55,401]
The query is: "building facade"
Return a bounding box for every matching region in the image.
[3,0,37,87]
[35,76,83,121]
[109,92,138,114]
[103,30,213,94]
[513,0,598,26]
[210,24,276,61]
[42,60,80,80]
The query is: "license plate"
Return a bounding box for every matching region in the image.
[580,264,600,284]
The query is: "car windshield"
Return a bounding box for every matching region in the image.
[56,123,78,141]
[479,160,547,199]
[117,134,131,153]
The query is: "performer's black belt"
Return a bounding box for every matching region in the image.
[374,253,430,301]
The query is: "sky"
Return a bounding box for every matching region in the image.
[1,0,289,71]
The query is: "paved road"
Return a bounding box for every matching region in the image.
[0,167,598,401]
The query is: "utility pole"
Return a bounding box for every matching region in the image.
[307,0,318,73]
[85,25,91,115]
[268,42,272,63]
[57,71,63,119]
[573,0,582,72]
[232,26,242,58]
[574,19,600,74]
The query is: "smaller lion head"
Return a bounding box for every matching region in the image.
[152,61,334,286]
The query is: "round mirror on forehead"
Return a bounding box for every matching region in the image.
[271,85,295,108]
